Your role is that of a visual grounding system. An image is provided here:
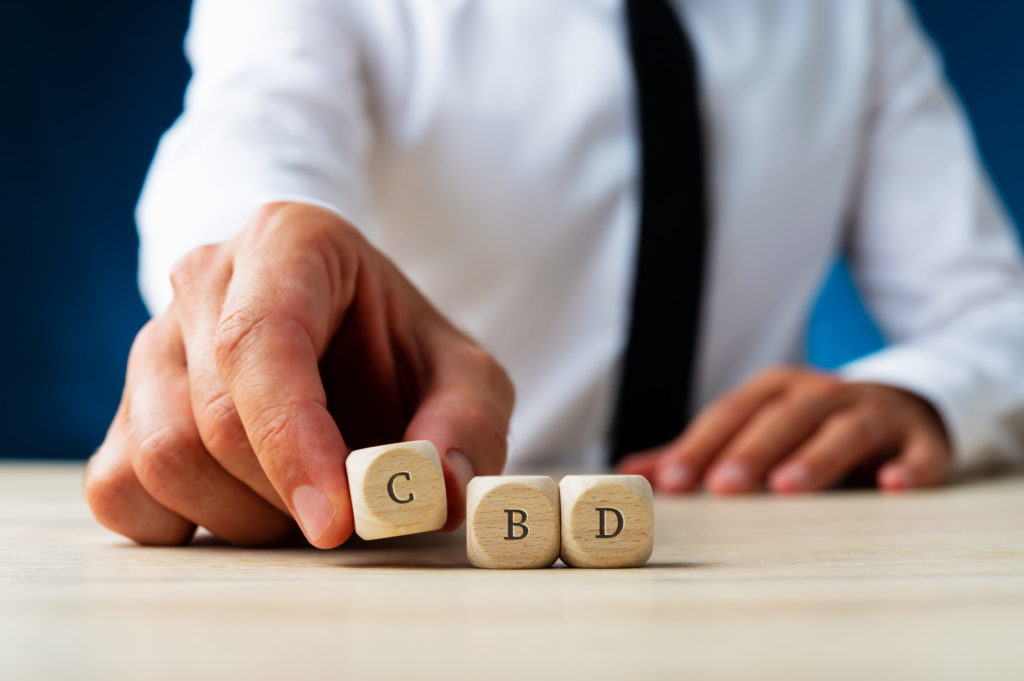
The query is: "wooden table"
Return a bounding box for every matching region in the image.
[2,462,1023,680]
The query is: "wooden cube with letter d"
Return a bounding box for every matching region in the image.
[559,475,653,568]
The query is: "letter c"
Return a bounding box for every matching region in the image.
[387,472,414,503]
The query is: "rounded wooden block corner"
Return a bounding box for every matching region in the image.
[345,440,448,540]
[466,475,560,569]
[559,475,654,568]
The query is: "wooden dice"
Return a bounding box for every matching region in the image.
[342,437,654,568]
[467,476,561,569]
[345,440,447,540]
[466,474,654,569]
[559,475,653,568]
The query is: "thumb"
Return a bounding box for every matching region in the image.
[404,341,515,531]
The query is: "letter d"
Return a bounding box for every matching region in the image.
[595,507,624,538]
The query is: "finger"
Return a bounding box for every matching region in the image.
[650,368,793,494]
[85,414,197,546]
[169,246,287,513]
[706,381,852,494]
[615,449,663,481]
[768,405,899,493]
[405,336,515,532]
[127,318,298,547]
[878,431,953,491]
[214,213,359,548]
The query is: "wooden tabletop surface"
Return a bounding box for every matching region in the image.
[2,462,1023,680]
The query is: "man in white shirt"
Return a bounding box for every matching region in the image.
[85,0,1024,549]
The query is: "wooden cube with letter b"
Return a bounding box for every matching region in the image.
[466,476,560,569]
[559,475,653,568]
[345,440,447,540]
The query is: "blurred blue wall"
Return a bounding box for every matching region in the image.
[808,2,1024,368]
[1,2,1021,459]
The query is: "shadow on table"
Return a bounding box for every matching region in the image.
[184,530,709,570]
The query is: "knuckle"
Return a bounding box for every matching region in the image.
[213,308,269,373]
[248,201,292,228]
[169,244,219,295]
[133,425,206,496]
[244,399,300,461]
[86,429,198,547]
[125,317,179,379]
[804,376,844,400]
[245,201,354,252]
[240,202,300,253]
[832,410,882,447]
[128,318,165,361]
[793,382,845,414]
[84,451,133,525]
[195,391,248,456]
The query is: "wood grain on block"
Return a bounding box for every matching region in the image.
[559,475,653,568]
[345,440,447,540]
[466,476,560,569]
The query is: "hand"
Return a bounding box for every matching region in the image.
[85,202,514,547]
[617,366,952,494]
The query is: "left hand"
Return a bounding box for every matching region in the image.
[616,366,953,494]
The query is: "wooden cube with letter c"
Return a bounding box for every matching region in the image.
[345,440,447,540]
[466,476,560,569]
[559,475,653,568]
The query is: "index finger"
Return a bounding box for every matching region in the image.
[214,231,357,549]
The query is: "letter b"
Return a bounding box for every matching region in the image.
[504,509,529,540]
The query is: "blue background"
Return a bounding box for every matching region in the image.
[2,2,1021,459]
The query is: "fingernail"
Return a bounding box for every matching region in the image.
[446,449,475,493]
[656,462,693,492]
[292,485,336,543]
[880,466,912,491]
[708,462,749,492]
[771,465,809,493]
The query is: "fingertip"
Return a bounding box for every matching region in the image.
[769,464,810,494]
[439,449,473,532]
[706,461,754,495]
[292,484,353,548]
[878,463,912,492]
[653,461,696,494]
[308,517,354,549]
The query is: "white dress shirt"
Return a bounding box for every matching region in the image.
[137,0,1024,472]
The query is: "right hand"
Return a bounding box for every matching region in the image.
[85,202,515,548]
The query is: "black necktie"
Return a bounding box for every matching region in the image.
[610,0,708,463]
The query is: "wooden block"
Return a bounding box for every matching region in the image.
[559,475,653,568]
[466,476,560,569]
[345,440,447,540]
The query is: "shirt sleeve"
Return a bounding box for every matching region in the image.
[135,0,371,314]
[840,0,1024,470]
